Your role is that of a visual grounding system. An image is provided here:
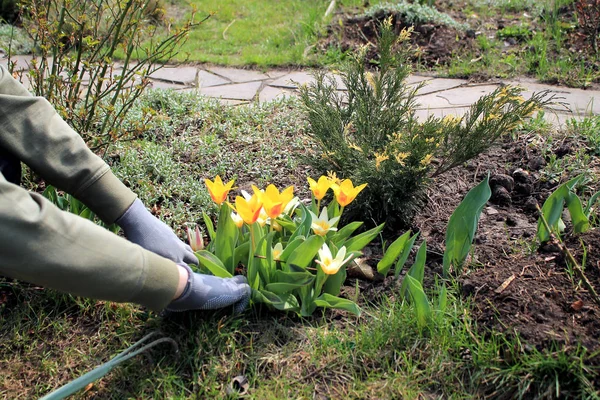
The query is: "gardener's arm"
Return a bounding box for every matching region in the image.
[0,65,195,264]
[0,173,180,311]
[0,174,251,312]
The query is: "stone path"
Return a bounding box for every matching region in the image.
[2,55,598,125]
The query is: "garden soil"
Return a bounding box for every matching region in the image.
[348,132,600,383]
[319,0,599,86]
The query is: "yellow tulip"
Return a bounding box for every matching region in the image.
[204,176,235,205]
[307,176,331,200]
[252,184,294,220]
[229,193,263,225]
[315,244,352,275]
[330,179,367,207]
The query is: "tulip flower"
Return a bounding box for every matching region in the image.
[272,242,283,261]
[315,243,352,275]
[283,197,300,215]
[204,176,235,205]
[257,207,269,227]
[330,179,367,207]
[252,184,294,220]
[309,208,340,236]
[307,176,331,200]
[229,193,263,225]
[230,212,244,228]
[186,225,204,252]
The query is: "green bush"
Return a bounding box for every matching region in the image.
[299,18,553,229]
[8,0,198,151]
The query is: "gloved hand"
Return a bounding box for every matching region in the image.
[116,199,197,265]
[167,263,251,313]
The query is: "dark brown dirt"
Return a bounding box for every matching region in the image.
[319,7,476,68]
[406,132,600,355]
[319,1,600,87]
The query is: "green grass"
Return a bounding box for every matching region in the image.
[170,0,341,66]
[2,279,597,399]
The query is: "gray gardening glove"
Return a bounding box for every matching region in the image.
[167,263,251,313]
[116,199,197,265]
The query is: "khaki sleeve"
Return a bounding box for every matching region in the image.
[0,174,179,311]
[0,65,136,223]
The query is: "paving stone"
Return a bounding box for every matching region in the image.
[269,71,315,88]
[406,75,434,86]
[200,81,262,100]
[150,66,200,85]
[415,78,469,96]
[504,79,600,115]
[220,99,250,106]
[206,66,269,83]
[415,93,453,109]
[431,84,501,106]
[197,70,231,88]
[258,86,297,103]
[266,69,291,79]
[414,106,471,122]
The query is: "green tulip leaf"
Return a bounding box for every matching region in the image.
[286,235,325,270]
[400,240,427,299]
[202,211,216,243]
[215,203,238,274]
[279,237,305,262]
[314,293,361,316]
[255,290,300,311]
[195,250,233,278]
[394,232,419,280]
[443,175,491,276]
[344,223,385,253]
[377,230,412,276]
[331,221,363,247]
[404,275,432,329]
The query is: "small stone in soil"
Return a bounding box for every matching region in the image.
[524,196,539,212]
[515,182,533,195]
[512,168,531,183]
[506,215,518,226]
[528,156,546,171]
[490,174,515,192]
[492,185,512,205]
